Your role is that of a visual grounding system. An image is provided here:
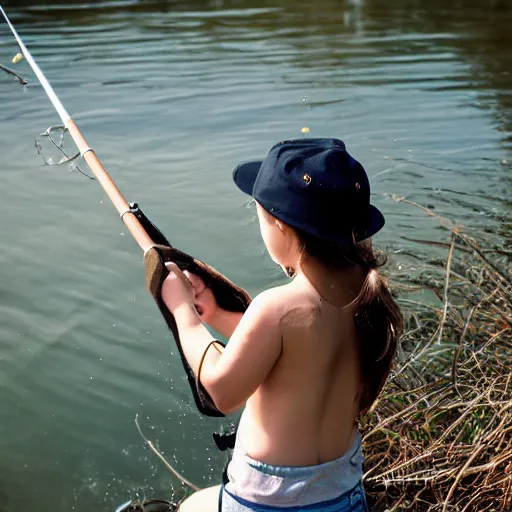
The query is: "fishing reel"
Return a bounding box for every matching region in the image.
[35,124,94,179]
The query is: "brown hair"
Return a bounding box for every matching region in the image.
[295,229,403,416]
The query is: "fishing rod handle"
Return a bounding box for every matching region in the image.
[66,119,154,251]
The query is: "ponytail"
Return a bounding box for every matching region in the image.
[352,266,402,414]
[295,229,403,415]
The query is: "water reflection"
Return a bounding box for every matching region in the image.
[4,0,511,146]
[0,2,510,511]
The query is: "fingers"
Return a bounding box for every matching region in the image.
[165,261,181,274]
[165,262,188,281]
[192,287,216,323]
[164,262,190,287]
[161,262,195,311]
[183,270,206,295]
[164,265,211,319]
[164,263,207,296]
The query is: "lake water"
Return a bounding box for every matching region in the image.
[0,0,510,510]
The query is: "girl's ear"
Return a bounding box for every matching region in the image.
[275,219,285,233]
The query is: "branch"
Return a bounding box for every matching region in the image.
[0,63,27,85]
[135,414,201,492]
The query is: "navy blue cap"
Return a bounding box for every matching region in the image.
[233,138,384,243]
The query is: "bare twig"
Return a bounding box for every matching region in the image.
[135,414,201,492]
[402,236,512,257]
[436,235,456,345]
[388,194,511,283]
[0,63,27,85]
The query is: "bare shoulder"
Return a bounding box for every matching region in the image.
[246,284,289,322]
[255,283,292,303]
[253,281,319,330]
[239,282,302,330]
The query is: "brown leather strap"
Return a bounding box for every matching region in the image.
[196,340,225,400]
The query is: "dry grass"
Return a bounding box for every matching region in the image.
[361,198,512,511]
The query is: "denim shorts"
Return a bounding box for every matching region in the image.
[219,482,369,512]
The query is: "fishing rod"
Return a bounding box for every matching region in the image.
[0,5,154,250]
[0,6,251,420]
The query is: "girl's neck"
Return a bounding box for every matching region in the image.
[295,255,366,308]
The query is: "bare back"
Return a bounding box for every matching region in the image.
[238,270,363,467]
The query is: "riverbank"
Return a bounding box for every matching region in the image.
[361,199,511,511]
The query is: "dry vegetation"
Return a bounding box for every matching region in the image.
[361,198,512,511]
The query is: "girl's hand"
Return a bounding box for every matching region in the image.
[162,263,218,322]
[161,262,195,313]
[192,283,218,325]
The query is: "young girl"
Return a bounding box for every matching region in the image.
[161,138,403,512]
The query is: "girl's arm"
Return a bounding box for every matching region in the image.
[162,263,282,414]
[198,295,244,340]
[183,269,245,340]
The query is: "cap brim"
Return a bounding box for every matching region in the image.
[233,160,262,196]
[357,204,385,241]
